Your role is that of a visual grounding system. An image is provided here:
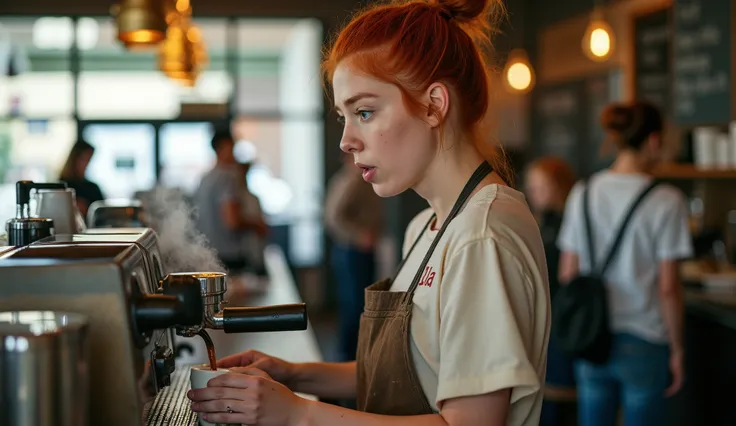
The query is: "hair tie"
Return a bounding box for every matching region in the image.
[437,6,453,21]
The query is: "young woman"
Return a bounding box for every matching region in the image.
[187,0,551,424]
[59,139,104,217]
[556,101,693,426]
[524,157,578,425]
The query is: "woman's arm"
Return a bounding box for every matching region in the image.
[297,389,511,426]
[558,250,580,284]
[290,361,358,400]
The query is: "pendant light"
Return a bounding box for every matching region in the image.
[158,2,208,87]
[114,0,167,48]
[502,0,535,94]
[582,6,615,62]
[503,49,535,94]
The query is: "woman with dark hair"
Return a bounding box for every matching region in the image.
[59,140,104,217]
[557,101,693,426]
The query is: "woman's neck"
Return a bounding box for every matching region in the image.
[412,138,499,229]
[609,150,652,175]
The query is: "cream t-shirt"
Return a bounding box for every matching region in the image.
[390,184,550,425]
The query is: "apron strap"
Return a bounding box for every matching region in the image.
[400,161,493,305]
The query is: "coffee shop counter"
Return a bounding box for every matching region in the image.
[666,286,736,425]
[146,246,323,426]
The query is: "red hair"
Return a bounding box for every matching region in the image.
[322,0,511,182]
[526,156,577,203]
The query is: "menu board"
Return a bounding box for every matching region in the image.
[535,82,584,174]
[633,7,672,117]
[672,0,732,125]
[584,71,621,177]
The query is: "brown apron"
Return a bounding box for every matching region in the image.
[356,161,493,415]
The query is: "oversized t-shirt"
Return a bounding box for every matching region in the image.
[556,171,693,343]
[390,184,550,425]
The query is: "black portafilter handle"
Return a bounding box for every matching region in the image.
[135,276,204,333]
[223,303,308,334]
[15,180,68,207]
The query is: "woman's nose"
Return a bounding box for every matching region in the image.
[339,124,363,153]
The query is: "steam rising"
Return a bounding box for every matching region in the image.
[142,187,225,274]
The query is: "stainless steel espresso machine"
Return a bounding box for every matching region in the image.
[0,182,309,426]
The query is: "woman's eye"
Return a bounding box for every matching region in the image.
[357,110,373,121]
[337,115,346,125]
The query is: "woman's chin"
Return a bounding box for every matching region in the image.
[371,181,407,198]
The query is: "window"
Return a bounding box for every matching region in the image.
[77,18,232,119]
[83,124,156,199]
[159,122,215,194]
[0,17,73,118]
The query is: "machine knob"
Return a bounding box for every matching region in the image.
[152,346,176,390]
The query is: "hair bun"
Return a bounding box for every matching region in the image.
[432,0,496,23]
[600,104,633,132]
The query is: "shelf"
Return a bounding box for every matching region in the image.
[652,164,736,179]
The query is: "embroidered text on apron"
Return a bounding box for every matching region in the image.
[356,161,493,415]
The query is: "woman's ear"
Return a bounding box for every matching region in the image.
[425,82,450,128]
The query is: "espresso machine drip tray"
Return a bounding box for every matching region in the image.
[146,365,198,426]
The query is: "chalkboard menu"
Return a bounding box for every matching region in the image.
[535,82,584,174]
[584,71,621,176]
[634,7,672,117]
[672,0,732,125]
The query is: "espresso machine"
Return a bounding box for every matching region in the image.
[0,181,310,426]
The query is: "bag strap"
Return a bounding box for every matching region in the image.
[585,179,660,277]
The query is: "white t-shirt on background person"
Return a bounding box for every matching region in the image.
[391,184,550,426]
[556,171,693,344]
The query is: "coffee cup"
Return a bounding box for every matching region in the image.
[189,364,232,426]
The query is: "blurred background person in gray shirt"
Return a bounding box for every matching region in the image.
[194,128,267,274]
[325,152,384,362]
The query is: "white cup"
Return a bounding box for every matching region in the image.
[189,364,232,426]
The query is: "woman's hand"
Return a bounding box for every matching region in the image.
[217,349,296,387]
[188,368,308,426]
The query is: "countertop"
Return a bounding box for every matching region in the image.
[685,284,736,330]
[146,246,323,425]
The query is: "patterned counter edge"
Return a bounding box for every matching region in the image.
[146,365,198,426]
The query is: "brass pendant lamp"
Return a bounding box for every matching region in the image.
[159,0,208,86]
[115,0,167,48]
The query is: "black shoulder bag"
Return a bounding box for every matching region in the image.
[551,179,659,364]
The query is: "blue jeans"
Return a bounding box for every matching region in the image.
[331,243,376,362]
[575,333,670,426]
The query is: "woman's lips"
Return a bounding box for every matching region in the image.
[355,163,376,182]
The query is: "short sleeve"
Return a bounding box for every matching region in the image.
[217,169,240,204]
[436,238,541,406]
[654,191,693,261]
[556,182,584,254]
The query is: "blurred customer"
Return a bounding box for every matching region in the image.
[59,139,104,217]
[525,157,577,426]
[325,152,384,362]
[557,101,693,426]
[193,129,266,274]
[238,161,268,278]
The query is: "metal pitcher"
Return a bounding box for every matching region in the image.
[0,311,90,426]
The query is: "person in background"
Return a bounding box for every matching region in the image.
[324,152,384,362]
[59,139,104,218]
[557,101,693,426]
[238,161,268,279]
[524,157,577,426]
[193,129,266,274]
